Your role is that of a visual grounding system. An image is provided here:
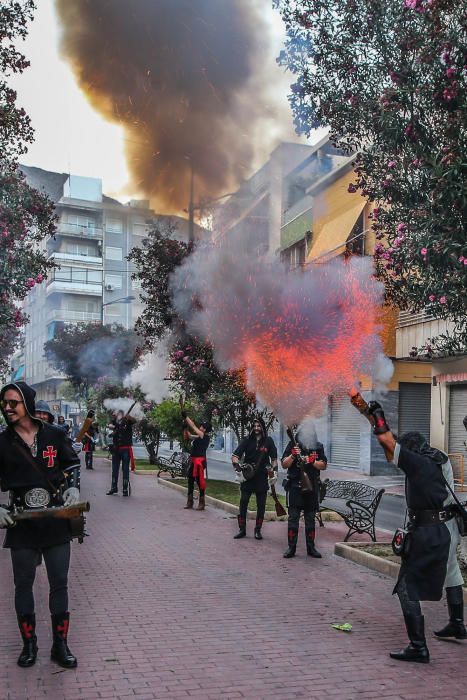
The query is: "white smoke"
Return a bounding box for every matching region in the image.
[103,398,144,419]
[124,341,169,402]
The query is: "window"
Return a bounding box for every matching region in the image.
[66,215,96,229]
[105,246,123,261]
[62,242,99,257]
[52,267,102,284]
[133,222,148,236]
[105,274,122,289]
[106,218,123,233]
[281,240,306,271]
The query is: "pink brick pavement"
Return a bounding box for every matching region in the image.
[0,457,466,700]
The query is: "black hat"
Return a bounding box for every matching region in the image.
[0,381,40,424]
[200,421,212,434]
[35,399,55,424]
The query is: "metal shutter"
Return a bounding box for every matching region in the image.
[398,383,431,441]
[330,393,361,468]
[448,385,467,454]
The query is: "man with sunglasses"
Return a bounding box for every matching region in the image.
[0,381,81,669]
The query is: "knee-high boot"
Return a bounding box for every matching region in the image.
[390,614,430,663]
[283,528,298,558]
[305,527,322,558]
[434,586,467,639]
[51,612,77,669]
[233,515,246,539]
[17,614,38,668]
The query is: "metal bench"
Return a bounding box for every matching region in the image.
[156,451,190,479]
[320,478,385,542]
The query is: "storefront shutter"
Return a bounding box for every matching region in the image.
[398,383,431,441]
[448,385,467,455]
[329,393,361,468]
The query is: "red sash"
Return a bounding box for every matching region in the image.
[119,445,136,472]
[191,456,206,490]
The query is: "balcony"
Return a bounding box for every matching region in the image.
[55,222,103,239]
[46,269,102,297]
[49,251,103,266]
[47,309,101,323]
[280,206,312,250]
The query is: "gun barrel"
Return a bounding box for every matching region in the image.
[12,502,90,523]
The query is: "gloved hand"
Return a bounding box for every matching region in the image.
[291,446,302,457]
[0,506,14,528]
[72,442,82,453]
[63,487,80,506]
[235,471,246,484]
[367,401,390,435]
[268,474,278,486]
[306,452,318,464]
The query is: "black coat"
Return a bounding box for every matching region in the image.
[394,445,451,601]
[0,423,80,550]
[282,440,327,511]
[233,434,277,494]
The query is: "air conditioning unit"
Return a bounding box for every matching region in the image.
[105,284,115,291]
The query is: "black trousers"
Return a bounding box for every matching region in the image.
[288,490,317,532]
[239,490,267,523]
[11,543,71,616]
[187,465,205,498]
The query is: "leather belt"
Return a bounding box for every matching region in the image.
[407,508,454,525]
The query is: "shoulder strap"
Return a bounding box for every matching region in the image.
[439,468,465,510]
[14,438,63,493]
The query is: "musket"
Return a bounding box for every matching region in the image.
[125,401,137,418]
[8,501,90,523]
[349,389,393,461]
[179,394,190,442]
[76,410,95,443]
[270,482,287,517]
[286,426,313,493]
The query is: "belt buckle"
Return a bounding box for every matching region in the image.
[439,510,447,522]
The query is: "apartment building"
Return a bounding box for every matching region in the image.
[14,166,194,403]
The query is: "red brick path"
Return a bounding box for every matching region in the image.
[0,458,466,699]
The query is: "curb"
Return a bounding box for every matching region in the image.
[155,476,341,522]
[335,542,467,603]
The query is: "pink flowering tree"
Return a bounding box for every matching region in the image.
[0,1,56,373]
[275,0,466,355]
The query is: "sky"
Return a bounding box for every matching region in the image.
[11,0,128,197]
[11,0,306,203]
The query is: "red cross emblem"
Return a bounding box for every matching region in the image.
[42,445,57,468]
[21,622,33,639]
[57,619,69,638]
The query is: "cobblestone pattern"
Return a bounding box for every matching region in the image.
[0,458,465,699]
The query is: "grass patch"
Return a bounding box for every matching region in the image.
[134,459,158,470]
[166,478,286,511]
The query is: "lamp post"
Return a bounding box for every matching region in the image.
[101,295,135,325]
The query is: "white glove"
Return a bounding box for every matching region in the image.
[235,471,246,484]
[72,442,82,453]
[268,475,278,486]
[0,506,13,528]
[63,487,80,506]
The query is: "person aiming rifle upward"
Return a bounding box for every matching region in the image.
[182,414,212,512]
[106,403,137,497]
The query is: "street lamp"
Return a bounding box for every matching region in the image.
[101,295,135,325]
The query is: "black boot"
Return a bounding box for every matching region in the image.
[306,528,322,558]
[17,614,38,668]
[85,454,93,470]
[254,518,263,540]
[233,515,246,539]
[184,494,194,509]
[390,615,430,663]
[283,528,298,558]
[122,479,129,497]
[434,586,467,640]
[106,479,118,495]
[51,613,77,669]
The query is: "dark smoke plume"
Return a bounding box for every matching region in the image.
[54,0,294,212]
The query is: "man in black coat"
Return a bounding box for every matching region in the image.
[0,382,81,669]
[368,401,465,664]
[106,410,136,496]
[231,417,278,540]
[281,423,327,559]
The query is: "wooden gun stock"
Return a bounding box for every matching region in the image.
[286,427,313,494]
[11,502,90,523]
[270,484,287,517]
[350,391,393,462]
[76,410,95,443]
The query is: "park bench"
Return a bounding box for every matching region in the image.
[156,451,190,479]
[319,478,385,542]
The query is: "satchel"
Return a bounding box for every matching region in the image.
[392,527,411,557]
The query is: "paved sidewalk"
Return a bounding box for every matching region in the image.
[1,457,466,700]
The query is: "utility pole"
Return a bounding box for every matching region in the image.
[188,162,195,244]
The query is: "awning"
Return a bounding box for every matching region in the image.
[12,364,25,381]
[308,198,366,261]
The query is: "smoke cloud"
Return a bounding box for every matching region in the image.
[124,341,170,402]
[54,0,295,212]
[103,397,144,419]
[170,243,387,425]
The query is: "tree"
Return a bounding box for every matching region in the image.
[151,398,198,451]
[44,322,142,397]
[0,1,57,372]
[127,221,190,350]
[275,0,466,355]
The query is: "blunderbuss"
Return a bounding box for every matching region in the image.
[2,502,91,543]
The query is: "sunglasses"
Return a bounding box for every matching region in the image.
[0,399,24,409]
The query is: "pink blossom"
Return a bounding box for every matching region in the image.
[174,350,184,359]
[411,158,423,167]
[420,248,428,256]
[439,296,447,304]
[397,222,408,234]
[35,274,44,283]
[428,294,436,302]
[26,278,35,289]
[446,67,456,78]
[387,160,397,169]
[183,356,190,362]
[459,256,465,263]
[347,183,357,193]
